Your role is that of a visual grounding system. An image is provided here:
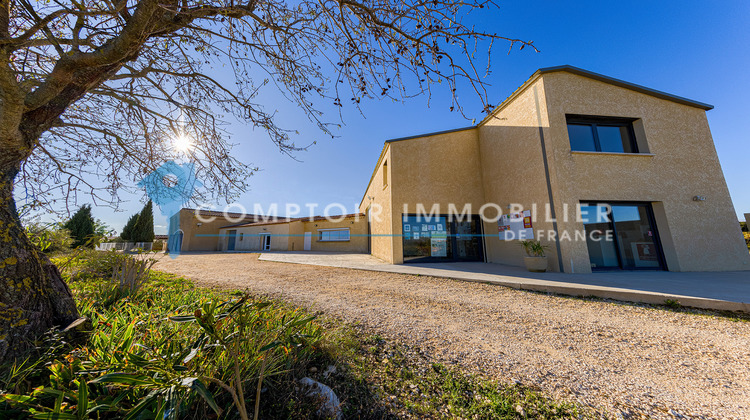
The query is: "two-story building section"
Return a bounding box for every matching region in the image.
[359,65,750,273]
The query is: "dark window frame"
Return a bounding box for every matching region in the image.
[566,115,639,153]
[580,201,667,271]
[401,214,485,263]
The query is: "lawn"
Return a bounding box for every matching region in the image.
[1,251,584,419]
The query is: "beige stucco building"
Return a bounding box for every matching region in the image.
[358,66,749,273]
[209,66,749,273]
[168,208,260,252]
[217,214,368,253]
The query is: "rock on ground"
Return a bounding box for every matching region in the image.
[299,377,342,420]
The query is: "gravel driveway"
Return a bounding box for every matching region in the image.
[155,253,750,419]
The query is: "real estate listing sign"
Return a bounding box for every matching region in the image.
[498,210,534,240]
[430,231,448,257]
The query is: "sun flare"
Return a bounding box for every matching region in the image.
[173,133,193,152]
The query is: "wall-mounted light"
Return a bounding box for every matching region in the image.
[692,196,707,202]
[196,222,202,227]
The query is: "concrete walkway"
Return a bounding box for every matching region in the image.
[258,251,750,312]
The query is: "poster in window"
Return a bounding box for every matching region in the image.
[404,225,411,232]
[498,210,534,240]
[404,232,411,240]
[412,232,420,240]
[632,242,659,267]
[430,237,447,257]
[421,225,428,231]
[436,223,444,231]
[635,243,657,261]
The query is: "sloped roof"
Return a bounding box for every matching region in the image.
[182,208,260,220]
[538,65,713,110]
[377,65,714,135]
[220,213,365,229]
[478,65,713,126]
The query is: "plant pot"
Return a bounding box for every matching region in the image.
[524,256,548,273]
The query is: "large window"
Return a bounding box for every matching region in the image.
[402,215,484,262]
[580,202,664,270]
[566,115,638,153]
[318,228,350,242]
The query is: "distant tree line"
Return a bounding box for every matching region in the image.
[24,202,155,254]
[25,205,112,253]
[120,201,155,243]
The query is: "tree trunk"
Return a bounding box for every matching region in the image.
[0,166,78,364]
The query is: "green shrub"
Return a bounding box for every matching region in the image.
[24,222,73,253]
[153,239,165,251]
[63,205,96,248]
[1,255,583,419]
[98,255,157,307]
[0,274,325,419]
[663,299,682,309]
[519,239,549,257]
[59,249,133,282]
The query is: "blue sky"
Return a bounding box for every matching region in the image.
[82,0,750,234]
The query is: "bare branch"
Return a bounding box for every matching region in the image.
[4,0,537,216]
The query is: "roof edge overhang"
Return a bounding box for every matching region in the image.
[479,65,713,126]
[220,213,365,230]
[385,126,476,143]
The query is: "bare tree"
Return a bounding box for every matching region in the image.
[0,0,535,361]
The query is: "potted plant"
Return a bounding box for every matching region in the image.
[519,240,549,273]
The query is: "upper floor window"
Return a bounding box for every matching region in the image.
[566,115,638,153]
[382,160,388,186]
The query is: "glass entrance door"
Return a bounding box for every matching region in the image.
[580,205,619,269]
[581,203,664,270]
[402,215,451,262]
[453,219,483,261]
[227,230,237,251]
[260,234,271,251]
[402,215,484,262]
[611,205,661,269]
